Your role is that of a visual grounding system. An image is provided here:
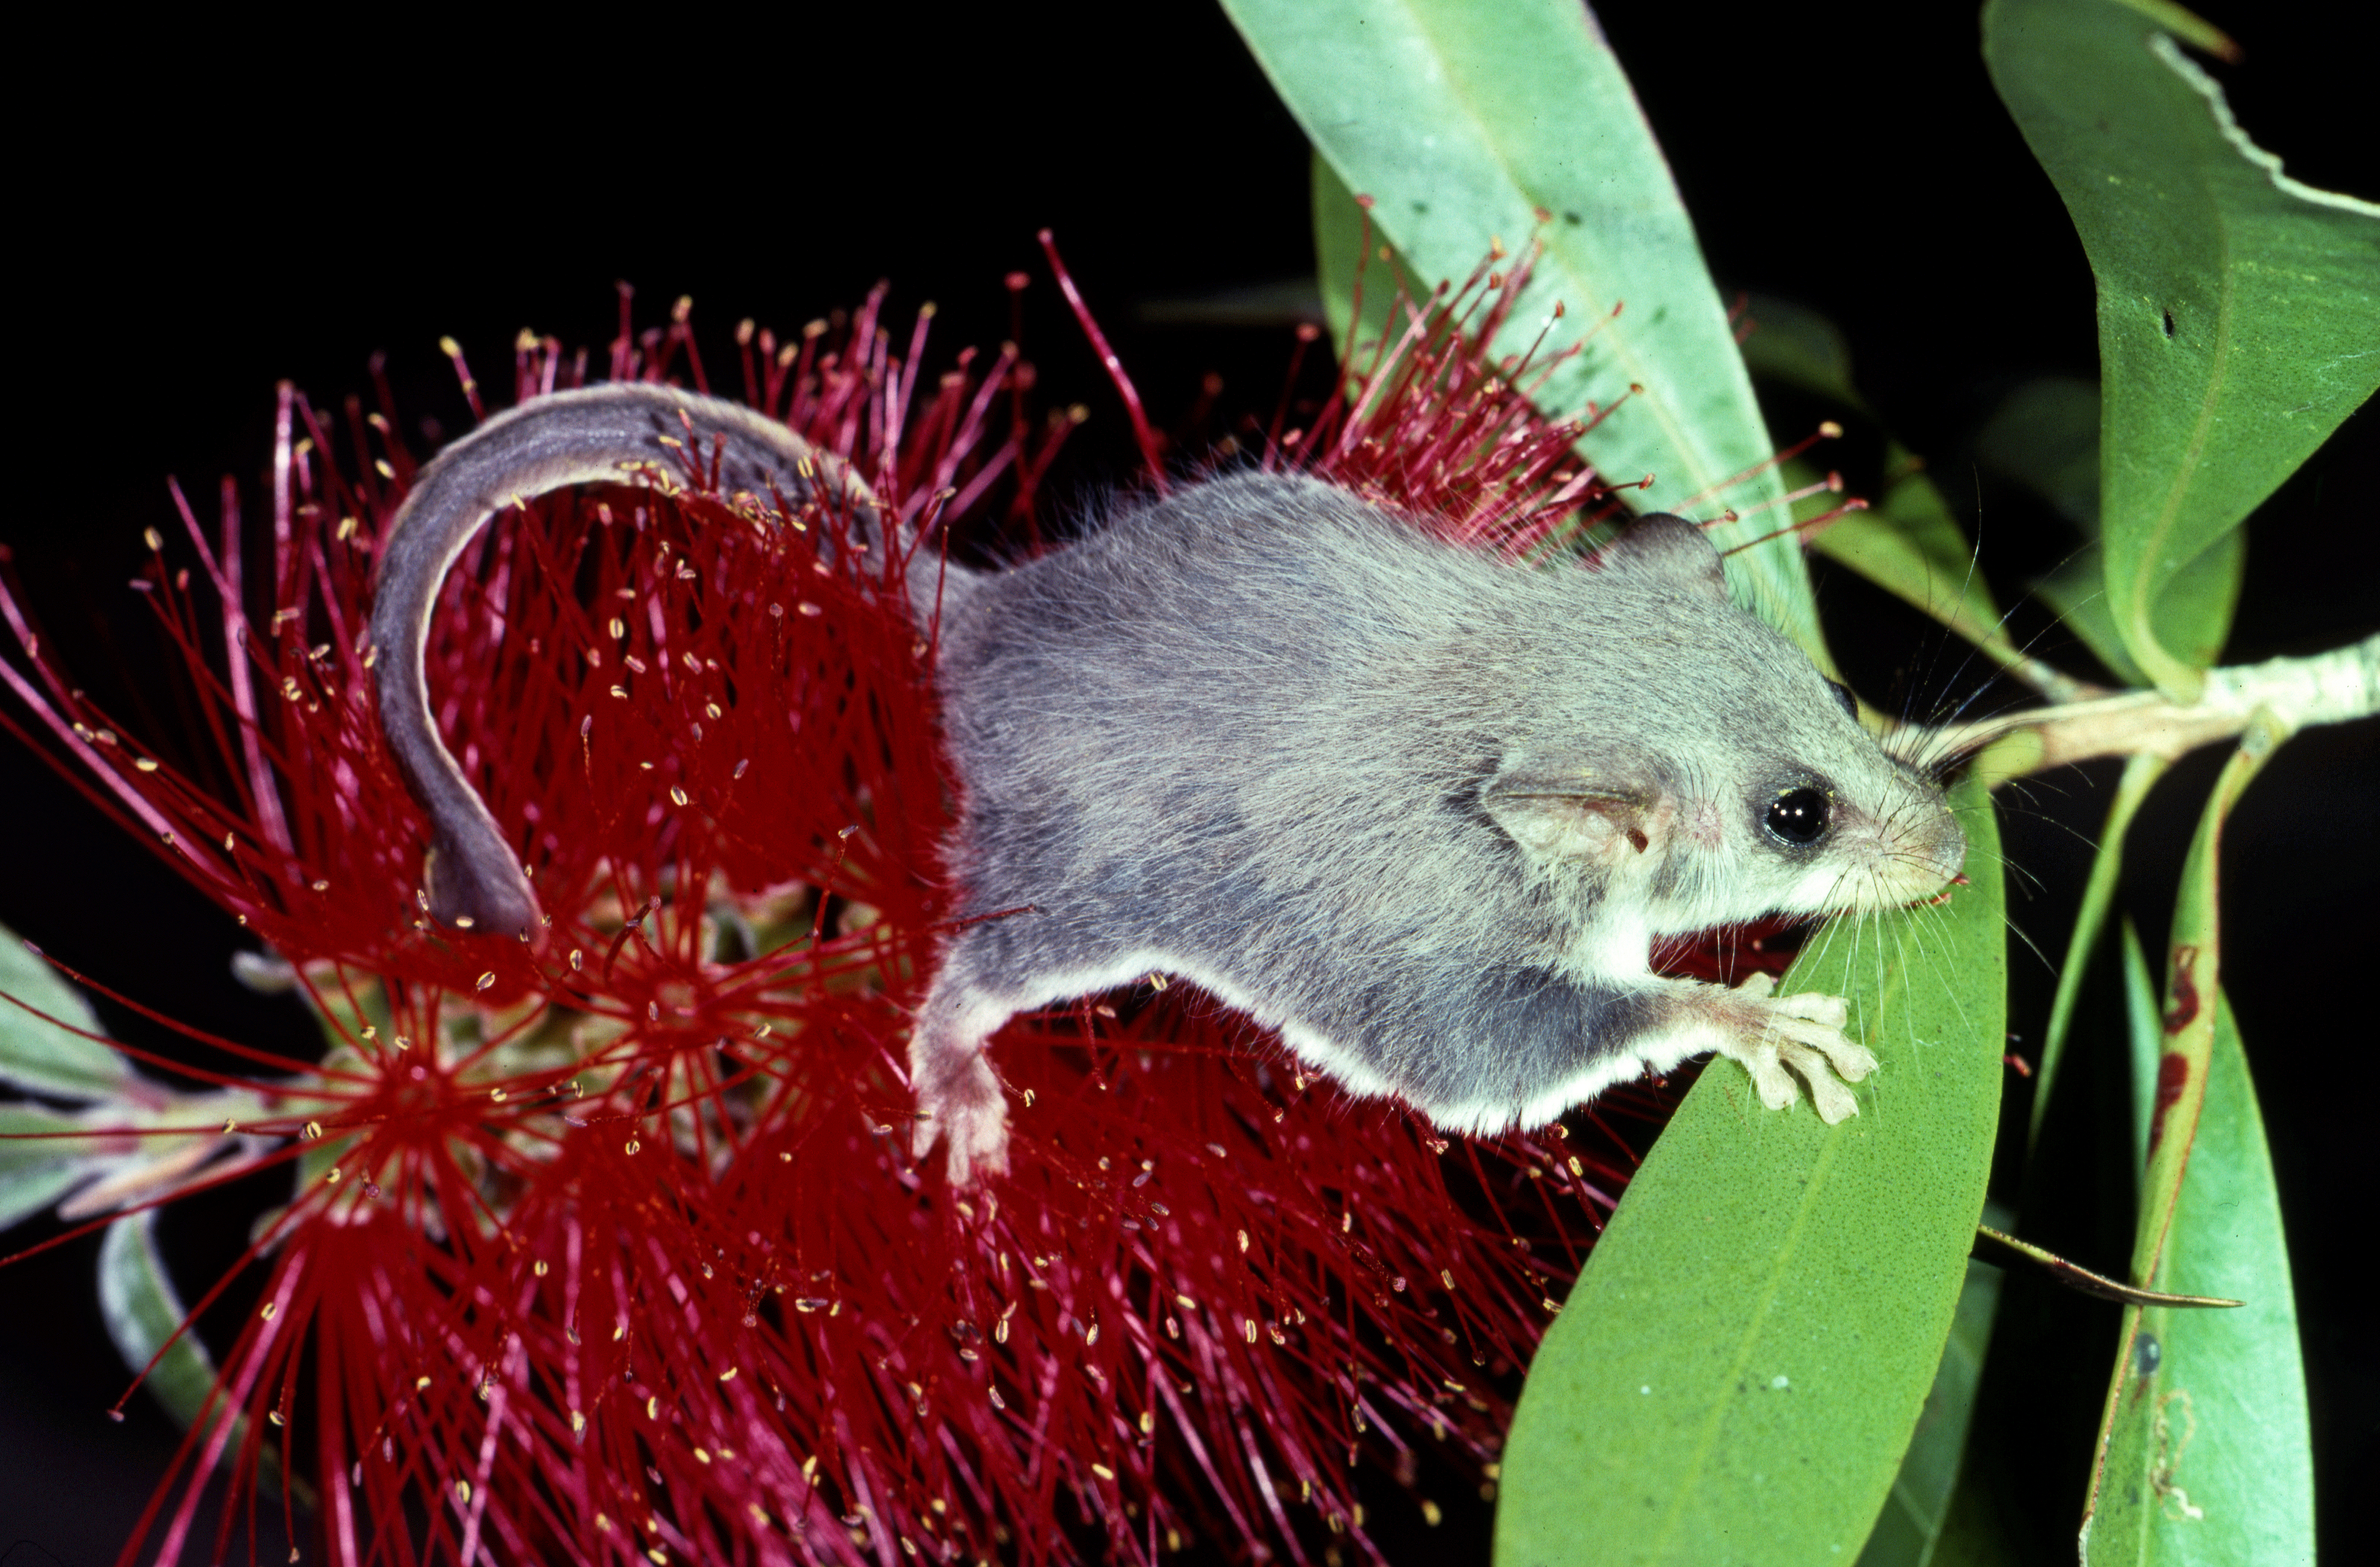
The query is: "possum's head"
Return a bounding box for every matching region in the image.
[1480,514,1966,939]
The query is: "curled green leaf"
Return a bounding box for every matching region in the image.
[1986,0,2380,698]
[98,1208,221,1430]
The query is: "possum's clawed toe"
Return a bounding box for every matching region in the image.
[1775,1039,1861,1123]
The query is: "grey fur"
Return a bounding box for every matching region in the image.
[369,386,1967,1185]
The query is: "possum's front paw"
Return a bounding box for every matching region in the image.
[1720,973,1875,1124]
[909,1045,1010,1186]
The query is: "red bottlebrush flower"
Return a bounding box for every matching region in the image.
[0,270,1692,1566]
[1273,226,1613,558]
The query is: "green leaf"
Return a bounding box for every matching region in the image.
[1985,0,2380,697]
[101,1208,306,1502]
[1981,375,2248,682]
[2120,919,2161,1177]
[2033,544,2133,684]
[2033,527,2244,688]
[0,1163,87,1231]
[98,1208,222,1431]
[0,1101,92,1168]
[2153,996,2311,1558]
[1497,774,2003,1565]
[2033,751,2168,1148]
[1926,1465,2025,1567]
[0,927,127,1101]
[2143,530,2245,674]
[2079,712,2303,1559]
[1237,0,1826,659]
[1853,1257,2006,1567]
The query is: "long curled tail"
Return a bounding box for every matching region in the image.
[366,382,953,938]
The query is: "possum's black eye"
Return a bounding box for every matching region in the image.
[1825,679,1859,720]
[1766,788,1832,847]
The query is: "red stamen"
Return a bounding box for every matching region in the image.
[1038,230,1169,492]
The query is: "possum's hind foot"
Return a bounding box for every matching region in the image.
[909,1051,1010,1185]
[907,990,1013,1185]
[1717,973,1876,1124]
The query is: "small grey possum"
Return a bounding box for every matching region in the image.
[370,382,1967,1184]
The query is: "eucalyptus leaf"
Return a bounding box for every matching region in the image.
[0,1101,93,1168]
[1853,1257,2006,1567]
[2032,544,2136,684]
[0,926,128,1101]
[1497,776,2003,1565]
[2033,528,2244,687]
[1986,0,2380,696]
[1983,374,2249,681]
[1925,1468,2024,1567]
[1236,0,1825,659]
[2121,995,2312,1561]
[2087,989,2314,1562]
[0,1160,89,1231]
[2141,529,2244,673]
[0,1103,98,1228]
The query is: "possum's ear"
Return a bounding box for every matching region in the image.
[1482,749,1668,866]
[1600,513,1728,600]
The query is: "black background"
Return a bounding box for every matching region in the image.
[2,3,2371,1562]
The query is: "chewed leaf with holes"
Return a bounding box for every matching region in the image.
[2079,716,2311,1563]
[2084,993,2312,1562]
[1986,0,2380,696]
[1497,774,2002,1564]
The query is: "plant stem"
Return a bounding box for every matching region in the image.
[1924,632,2380,782]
